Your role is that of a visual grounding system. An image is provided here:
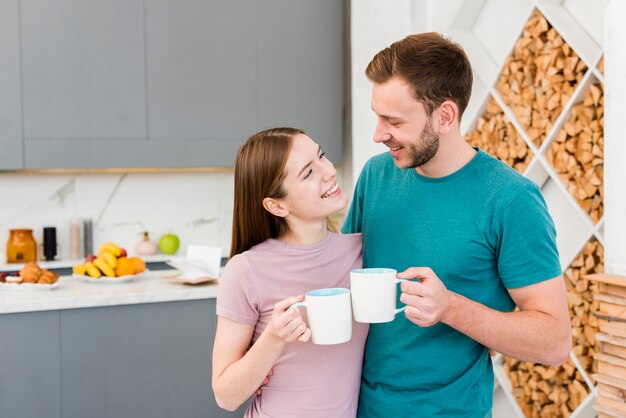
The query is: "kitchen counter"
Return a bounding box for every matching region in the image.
[0,269,218,314]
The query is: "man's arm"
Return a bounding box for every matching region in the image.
[399,267,571,365]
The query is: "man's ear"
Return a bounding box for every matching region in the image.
[262,197,289,218]
[436,100,458,134]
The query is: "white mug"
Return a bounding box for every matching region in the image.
[292,288,352,345]
[350,268,406,323]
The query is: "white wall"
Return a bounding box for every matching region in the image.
[348,0,463,185]
[603,0,626,275]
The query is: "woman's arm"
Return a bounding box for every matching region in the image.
[211,295,311,411]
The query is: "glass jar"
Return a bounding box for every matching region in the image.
[6,229,37,263]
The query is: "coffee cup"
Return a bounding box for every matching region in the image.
[292,288,352,345]
[350,268,407,323]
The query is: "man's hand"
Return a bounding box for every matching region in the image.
[255,369,273,396]
[398,267,451,327]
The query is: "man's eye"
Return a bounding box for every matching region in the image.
[303,169,313,179]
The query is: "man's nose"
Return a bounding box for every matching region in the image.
[373,119,391,143]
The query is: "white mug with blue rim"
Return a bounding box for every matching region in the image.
[292,288,352,345]
[350,268,407,323]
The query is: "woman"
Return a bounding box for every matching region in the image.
[212,127,367,417]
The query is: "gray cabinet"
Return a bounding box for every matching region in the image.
[0,0,23,169]
[0,300,247,418]
[0,311,62,418]
[3,0,343,170]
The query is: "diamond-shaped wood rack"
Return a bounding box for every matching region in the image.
[496,9,587,148]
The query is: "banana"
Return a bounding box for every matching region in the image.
[72,264,86,275]
[98,250,118,269]
[84,262,102,278]
[98,242,121,257]
[94,257,116,277]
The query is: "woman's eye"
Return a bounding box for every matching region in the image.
[303,169,313,179]
[319,152,326,160]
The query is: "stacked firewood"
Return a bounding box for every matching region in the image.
[566,239,603,378]
[504,239,603,417]
[504,357,590,418]
[588,274,626,417]
[496,10,587,148]
[547,83,604,223]
[465,97,533,173]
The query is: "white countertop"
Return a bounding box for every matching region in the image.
[0,269,218,315]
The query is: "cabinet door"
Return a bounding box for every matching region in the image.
[0,0,23,169]
[20,0,146,169]
[145,0,257,165]
[0,311,62,418]
[60,300,246,418]
[257,0,344,162]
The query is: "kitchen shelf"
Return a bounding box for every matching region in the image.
[455,0,605,416]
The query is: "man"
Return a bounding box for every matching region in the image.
[342,33,571,417]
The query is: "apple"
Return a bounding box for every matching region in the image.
[85,254,97,263]
[119,248,127,258]
[158,232,180,255]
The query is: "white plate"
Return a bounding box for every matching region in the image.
[72,272,144,283]
[0,280,60,291]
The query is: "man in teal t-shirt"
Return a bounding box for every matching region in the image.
[342,33,572,417]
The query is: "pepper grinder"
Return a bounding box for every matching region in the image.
[42,226,59,261]
[83,219,93,257]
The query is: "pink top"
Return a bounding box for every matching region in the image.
[216,232,368,418]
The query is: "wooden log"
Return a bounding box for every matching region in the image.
[600,302,626,321]
[599,319,626,339]
[588,274,626,288]
[595,332,626,348]
[594,373,626,392]
[596,394,626,415]
[597,359,626,381]
[602,342,626,360]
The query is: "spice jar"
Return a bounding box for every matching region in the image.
[6,229,37,263]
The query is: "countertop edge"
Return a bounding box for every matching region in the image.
[0,270,219,315]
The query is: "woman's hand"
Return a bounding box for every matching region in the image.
[268,295,311,343]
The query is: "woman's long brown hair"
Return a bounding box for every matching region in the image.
[229,127,303,258]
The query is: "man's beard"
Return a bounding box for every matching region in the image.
[397,122,440,169]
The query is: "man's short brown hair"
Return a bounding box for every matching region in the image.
[366,32,473,121]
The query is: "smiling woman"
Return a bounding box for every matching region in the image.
[211,128,368,417]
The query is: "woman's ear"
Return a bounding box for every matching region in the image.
[436,100,458,134]
[262,197,289,218]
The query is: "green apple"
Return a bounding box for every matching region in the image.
[158,232,180,255]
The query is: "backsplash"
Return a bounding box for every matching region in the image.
[0,171,235,263]
[0,168,348,265]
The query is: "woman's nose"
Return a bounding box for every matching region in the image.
[321,160,336,181]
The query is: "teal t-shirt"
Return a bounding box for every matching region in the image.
[342,149,561,417]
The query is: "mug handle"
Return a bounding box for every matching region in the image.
[395,278,408,315]
[292,301,306,308]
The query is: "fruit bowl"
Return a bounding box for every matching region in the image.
[72,272,145,284]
